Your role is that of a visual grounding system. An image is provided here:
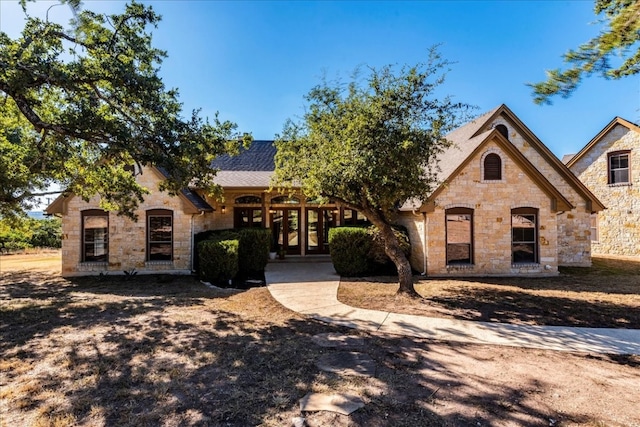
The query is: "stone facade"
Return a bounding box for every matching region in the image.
[56,167,210,276]
[398,139,559,276]
[569,123,640,256]
[489,117,593,266]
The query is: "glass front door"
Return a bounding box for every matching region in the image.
[306,208,335,254]
[271,209,300,254]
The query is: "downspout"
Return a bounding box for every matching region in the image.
[422,212,427,276]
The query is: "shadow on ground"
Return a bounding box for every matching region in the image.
[1,270,638,426]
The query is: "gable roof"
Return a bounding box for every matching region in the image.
[405,128,574,212]
[401,104,604,212]
[566,117,640,169]
[210,140,276,188]
[46,166,213,215]
[211,140,276,171]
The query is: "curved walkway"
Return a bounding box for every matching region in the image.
[266,261,640,355]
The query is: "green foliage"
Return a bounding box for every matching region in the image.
[530,0,640,104]
[0,216,61,250]
[238,228,271,274]
[328,227,371,276]
[329,226,412,276]
[0,1,251,217]
[274,48,470,293]
[198,239,239,284]
[367,225,411,272]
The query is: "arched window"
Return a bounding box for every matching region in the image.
[82,209,108,262]
[235,195,262,204]
[495,124,509,140]
[445,207,473,265]
[484,153,502,180]
[147,209,173,261]
[512,207,538,264]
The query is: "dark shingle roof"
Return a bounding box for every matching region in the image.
[211,140,276,171]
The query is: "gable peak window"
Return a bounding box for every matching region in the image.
[495,124,509,140]
[608,151,630,185]
[483,153,502,180]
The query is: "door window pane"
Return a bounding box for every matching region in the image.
[307,210,318,251]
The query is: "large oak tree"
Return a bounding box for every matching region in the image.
[0,0,249,217]
[530,0,639,104]
[273,50,471,296]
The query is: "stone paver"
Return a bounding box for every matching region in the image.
[299,393,365,415]
[266,262,640,355]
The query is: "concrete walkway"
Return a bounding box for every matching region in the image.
[266,262,640,355]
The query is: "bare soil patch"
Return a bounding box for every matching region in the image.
[339,256,640,329]
[1,254,639,426]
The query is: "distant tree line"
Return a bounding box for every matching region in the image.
[0,217,62,251]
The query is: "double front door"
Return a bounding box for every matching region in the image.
[270,207,336,255]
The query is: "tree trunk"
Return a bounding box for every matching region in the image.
[369,216,419,298]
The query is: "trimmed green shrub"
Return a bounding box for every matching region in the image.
[238,228,271,274]
[193,229,240,273]
[328,227,371,276]
[198,239,239,284]
[329,225,412,276]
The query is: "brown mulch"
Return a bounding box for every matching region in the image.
[338,256,640,329]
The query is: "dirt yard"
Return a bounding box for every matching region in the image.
[1,253,639,426]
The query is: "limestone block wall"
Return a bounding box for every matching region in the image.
[60,167,197,276]
[570,125,640,256]
[490,117,592,266]
[425,141,558,276]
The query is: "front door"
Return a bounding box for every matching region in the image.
[271,209,300,255]
[306,208,335,254]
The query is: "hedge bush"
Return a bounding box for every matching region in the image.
[328,227,372,276]
[238,228,271,274]
[198,239,239,284]
[329,225,411,276]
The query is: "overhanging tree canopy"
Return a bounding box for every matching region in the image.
[530,0,640,104]
[0,0,249,217]
[273,50,472,295]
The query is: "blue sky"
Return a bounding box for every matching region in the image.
[1,0,638,159]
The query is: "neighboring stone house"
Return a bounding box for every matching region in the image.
[565,117,640,257]
[47,104,604,277]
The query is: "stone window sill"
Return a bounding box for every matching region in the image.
[446,264,474,270]
[511,263,540,269]
[607,183,632,187]
[145,261,174,267]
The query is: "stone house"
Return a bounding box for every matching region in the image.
[47,104,604,277]
[564,117,640,257]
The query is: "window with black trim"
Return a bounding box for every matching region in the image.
[446,207,473,265]
[147,209,173,261]
[342,209,371,226]
[484,153,502,180]
[234,208,263,228]
[512,207,537,264]
[82,209,108,262]
[608,151,630,184]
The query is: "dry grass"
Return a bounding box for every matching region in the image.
[339,256,640,328]
[1,254,640,426]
